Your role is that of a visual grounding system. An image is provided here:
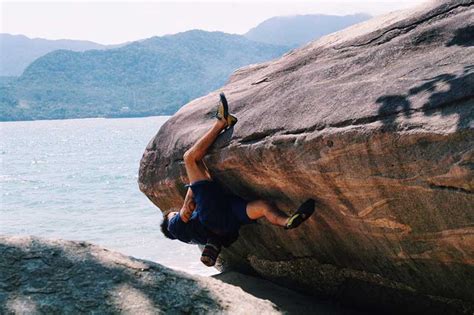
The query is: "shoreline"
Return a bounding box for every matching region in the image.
[0,115,171,124]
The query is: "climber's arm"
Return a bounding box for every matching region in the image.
[179,188,196,223]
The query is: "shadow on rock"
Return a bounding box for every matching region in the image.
[0,237,266,314]
[214,271,364,315]
[376,66,474,130]
[446,25,474,47]
[213,125,235,149]
[375,95,412,130]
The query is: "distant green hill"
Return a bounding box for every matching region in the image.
[1,30,289,121]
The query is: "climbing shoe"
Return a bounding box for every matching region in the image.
[285,199,315,230]
[200,241,221,267]
[215,92,238,129]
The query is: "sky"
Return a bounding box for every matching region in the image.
[1,0,428,45]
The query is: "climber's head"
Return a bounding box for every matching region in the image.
[160,209,178,240]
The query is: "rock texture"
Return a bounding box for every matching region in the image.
[214,271,362,315]
[0,236,279,314]
[139,0,474,312]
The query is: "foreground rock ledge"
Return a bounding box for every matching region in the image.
[139,0,473,312]
[0,236,279,314]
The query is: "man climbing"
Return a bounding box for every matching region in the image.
[160,92,315,267]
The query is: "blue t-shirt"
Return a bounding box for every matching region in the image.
[189,181,242,235]
[168,211,239,247]
[168,212,210,245]
[167,180,246,246]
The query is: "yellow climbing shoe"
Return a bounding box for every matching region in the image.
[215,92,238,129]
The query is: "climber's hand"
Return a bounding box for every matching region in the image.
[179,201,195,223]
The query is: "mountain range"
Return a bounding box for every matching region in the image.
[0,34,126,77]
[1,31,289,120]
[0,13,371,121]
[244,13,371,46]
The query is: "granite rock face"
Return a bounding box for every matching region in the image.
[139,0,474,311]
[0,236,280,314]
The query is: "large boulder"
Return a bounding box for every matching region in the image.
[139,0,473,312]
[0,236,279,314]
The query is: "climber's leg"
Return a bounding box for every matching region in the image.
[197,160,211,180]
[183,119,226,183]
[245,199,316,229]
[245,200,289,227]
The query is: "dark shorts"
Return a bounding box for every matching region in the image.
[188,180,252,234]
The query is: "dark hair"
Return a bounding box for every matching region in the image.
[160,209,176,240]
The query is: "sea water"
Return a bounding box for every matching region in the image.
[0,117,216,276]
